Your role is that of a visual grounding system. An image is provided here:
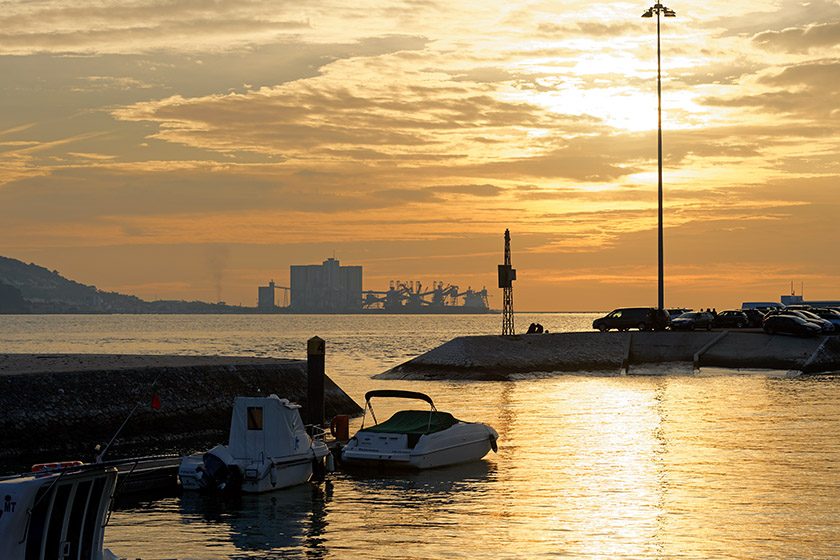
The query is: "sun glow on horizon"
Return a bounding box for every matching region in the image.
[0,0,837,310]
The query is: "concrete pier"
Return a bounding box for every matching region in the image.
[378,331,840,380]
[0,354,362,465]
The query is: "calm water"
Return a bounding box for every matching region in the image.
[3,314,840,559]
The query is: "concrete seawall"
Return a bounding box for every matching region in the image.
[378,331,840,380]
[0,354,362,465]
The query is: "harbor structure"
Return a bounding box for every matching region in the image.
[258,280,278,310]
[379,331,840,380]
[779,283,840,308]
[0,353,361,463]
[258,280,290,310]
[362,281,490,312]
[290,258,363,313]
[499,229,516,335]
[780,294,840,308]
[742,285,840,310]
[259,258,493,313]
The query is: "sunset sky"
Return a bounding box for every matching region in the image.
[1,0,838,311]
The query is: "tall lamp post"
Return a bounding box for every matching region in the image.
[642,3,675,311]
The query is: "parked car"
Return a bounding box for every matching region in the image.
[812,308,840,329]
[667,308,691,319]
[796,309,836,333]
[592,307,670,332]
[740,308,766,328]
[713,310,750,329]
[670,311,715,331]
[763,315,821,337]
[766,309,834,333]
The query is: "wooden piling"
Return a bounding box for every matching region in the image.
[307,336,326,431]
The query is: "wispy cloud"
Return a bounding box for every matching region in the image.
[0,0,837,309]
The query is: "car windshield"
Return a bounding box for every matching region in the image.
[680,313,699,319]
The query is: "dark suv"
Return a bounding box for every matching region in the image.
[740,308,766,328]
[592,307,669,332]
[714,310,750,329]
[763,315,821,337]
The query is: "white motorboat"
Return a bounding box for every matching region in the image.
[179,394,331,493]
[0,462,120,560]
[341,390,498,470]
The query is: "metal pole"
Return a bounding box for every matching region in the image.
[643,3,674,310]
[500,229,516,336]
[656,8,664,311]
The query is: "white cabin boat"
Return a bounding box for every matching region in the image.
[341,390,498,470]
[179,395,330,493]
[0,462,119,560]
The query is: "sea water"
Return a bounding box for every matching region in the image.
[2,314,839,559]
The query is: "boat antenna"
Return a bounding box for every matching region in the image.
[95,402,141,463]
[95,376,162,462]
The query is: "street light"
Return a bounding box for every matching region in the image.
[642,3,675,312]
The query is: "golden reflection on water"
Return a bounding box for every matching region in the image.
[103,374,840,559]
[483,379,668,558]
[106,374,840,560]
[7,315,837,558]
[655,376,840,559]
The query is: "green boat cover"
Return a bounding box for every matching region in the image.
[360,410,461,435]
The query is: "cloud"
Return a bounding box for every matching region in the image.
[535,21,638,40]
[701,60,840,121]
[72,76,157,92]
[0,0,311,55]
[430,183,503,197]
[2,0,840,310]
[752,22,840,53]
[110,57,593,168]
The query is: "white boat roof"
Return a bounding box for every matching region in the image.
[228,394,310,460]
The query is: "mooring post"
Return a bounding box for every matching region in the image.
[307,336,326,434]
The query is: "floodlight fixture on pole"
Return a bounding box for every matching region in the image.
[641,3,676,311]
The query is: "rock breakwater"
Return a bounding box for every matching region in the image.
[0,354,362,467]
[378,331,840,380]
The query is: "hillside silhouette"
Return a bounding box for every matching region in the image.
[0,256,249,314]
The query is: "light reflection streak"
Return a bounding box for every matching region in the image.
[105,371,840,559]
[17,314,834,559]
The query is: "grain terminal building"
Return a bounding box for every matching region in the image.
[257,257,491,314]
[288,258,363,313]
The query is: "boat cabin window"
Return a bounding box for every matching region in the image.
[247,407,263,430]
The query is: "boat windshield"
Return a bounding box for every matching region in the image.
[359,410,461,435]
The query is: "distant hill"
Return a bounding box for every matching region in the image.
[0,256,250,314]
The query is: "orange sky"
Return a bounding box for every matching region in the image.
[1,0,838,311]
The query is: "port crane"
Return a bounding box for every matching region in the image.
[362,281,489,310]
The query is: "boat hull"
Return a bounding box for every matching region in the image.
[180,442,329,493]
[0,464,118,560]
[341,423,498,470]
[240,453,317,493]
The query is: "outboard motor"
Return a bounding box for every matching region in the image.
[198,445,243,493]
